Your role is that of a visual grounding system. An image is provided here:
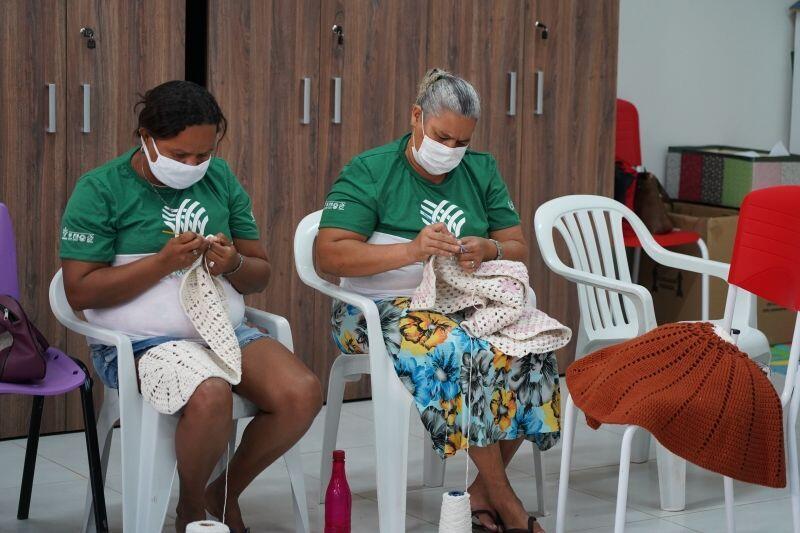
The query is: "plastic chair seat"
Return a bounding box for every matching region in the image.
[624,229,701,249]
[0,348,86,396]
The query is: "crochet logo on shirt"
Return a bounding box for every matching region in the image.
[420,199,467,237]
[162,198,210,236]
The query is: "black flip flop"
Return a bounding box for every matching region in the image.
[503,516,538,533]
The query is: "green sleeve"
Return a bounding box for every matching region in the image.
[319,157,378,237]
[224,162,260,240]
[60,177,117,262]
[486,158,521,231]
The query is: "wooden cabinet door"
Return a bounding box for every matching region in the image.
[207,0,321,375]
[63,0,185,429]
[316,0,429,399]
[0,0,68,438]
[520,0,620,369]
[426,0,526,212]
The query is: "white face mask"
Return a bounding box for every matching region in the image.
[411,112,468,176]
[140,137,211,189]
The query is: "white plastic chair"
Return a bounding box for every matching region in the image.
[294,210,547,532]
[48,270,310,533]
[532,195,771,532]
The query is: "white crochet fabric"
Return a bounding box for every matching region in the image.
[410,256,572,356]
[138,259,242,414]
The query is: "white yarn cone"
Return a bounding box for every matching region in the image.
[439,490,472,532]
[186,520,230,533]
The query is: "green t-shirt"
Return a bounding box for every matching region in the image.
[319,134,520,240]
[60,148,260,263]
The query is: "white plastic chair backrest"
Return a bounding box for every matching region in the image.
[293,210,323,289]
[49,269,80,325]
[535,195,654,336]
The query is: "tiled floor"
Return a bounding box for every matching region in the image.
[0,390,796,532]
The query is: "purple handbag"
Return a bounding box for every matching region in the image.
[0,295,48,383]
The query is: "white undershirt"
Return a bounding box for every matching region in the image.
[339,232,424,299]
[84,253,245,344]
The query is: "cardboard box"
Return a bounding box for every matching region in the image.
[638,202,796,344]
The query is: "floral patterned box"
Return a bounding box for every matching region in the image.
[665,145,800,208]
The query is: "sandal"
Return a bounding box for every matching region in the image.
[471,509,503,531]
[503,516,538,533]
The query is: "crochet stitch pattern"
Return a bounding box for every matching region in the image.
[138,258,242,415]
[567,321,785,488]
[410,256,571,356]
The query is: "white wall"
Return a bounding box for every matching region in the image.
[617,0,795,179]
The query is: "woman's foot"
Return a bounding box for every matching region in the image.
[175,502,205,533]
[495,497,544,533]
[204,477,247,532]
[468,480,502,531]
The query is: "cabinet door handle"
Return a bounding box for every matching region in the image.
[46,83,56,133]
[81,83,91,133]
[301,77,311,125]
[534,70,544,116]
[507,71,517,116]
[332,77,342,124]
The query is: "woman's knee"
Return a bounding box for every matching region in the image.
[185,377,233,419]
[282,369,323,419]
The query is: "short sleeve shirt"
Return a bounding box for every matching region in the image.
[59,147,260,342]
[60,147,259,262]
[320,134,519,239]
[319,134,520,298]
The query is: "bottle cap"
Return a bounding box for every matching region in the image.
[333,450,345,461]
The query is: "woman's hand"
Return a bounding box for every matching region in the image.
[406,223,462,263]
[457,236,496,273]
[205,233,240,276]
[156,231,208,274]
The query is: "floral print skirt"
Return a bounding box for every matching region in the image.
[331,297,561,458]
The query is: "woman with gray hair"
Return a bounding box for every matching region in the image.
[316,69,558,532]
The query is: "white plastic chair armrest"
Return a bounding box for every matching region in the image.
[48,271,138,397]
[552,265,656,334]
[298,275,387,359]
[638,233,729,280]
[245,307,294,352]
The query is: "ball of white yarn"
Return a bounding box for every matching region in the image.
[186,520,230,533]
[439,490,472,533]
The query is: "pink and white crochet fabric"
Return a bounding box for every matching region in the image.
[410,256,571,356]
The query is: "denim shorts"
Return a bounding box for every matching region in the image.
[89,324,269,389]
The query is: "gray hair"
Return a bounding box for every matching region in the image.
[415,68,480,119]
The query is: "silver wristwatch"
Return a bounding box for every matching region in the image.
[489,239,503,260]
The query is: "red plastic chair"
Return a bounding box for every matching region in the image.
[723,185,800,531]
[616,99,709,320]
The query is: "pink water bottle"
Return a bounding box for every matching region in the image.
[325,449,352,533]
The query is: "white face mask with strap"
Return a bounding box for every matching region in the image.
[411,112,468,176]
[140,136,211,190]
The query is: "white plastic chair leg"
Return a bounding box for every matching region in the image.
[82,393,118,533]
[372,372,412,533]
[723,476,736,533]
[532,446,548,516]
[555,394,577,533]
[320,354,364,503]
[136,406,179,533]
[697,238,710,322]
[630,430,650,464]
[614,425,639,533]
[788,379,800,533]
[656,442,686,511]
[284,443,310,533]
[423,433,445,487]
